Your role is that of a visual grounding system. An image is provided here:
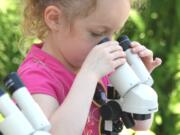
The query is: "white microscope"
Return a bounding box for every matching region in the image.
[0,35,158,134]
[99,35,158,132]
[0,72,51,135]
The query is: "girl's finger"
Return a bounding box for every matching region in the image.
[111,51,126,60]
[152,57,162,67]
[106,44,123,53]
[149,57,162,73]
[113,58,126,69]
[100,41,119,48]
[131,44,146,53]
[131,41,141,47]
[139,49,153,58]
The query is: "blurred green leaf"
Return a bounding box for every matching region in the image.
[129,9,145,32]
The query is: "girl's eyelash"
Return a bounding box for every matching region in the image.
[91,32,103,37]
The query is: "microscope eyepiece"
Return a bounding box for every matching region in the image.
[117,35,131,51]
[4,72,24,95]
[3,72,51,131]
[98,37,110,44]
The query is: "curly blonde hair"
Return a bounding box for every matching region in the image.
[22,0,97,40]
[22,0,141,40]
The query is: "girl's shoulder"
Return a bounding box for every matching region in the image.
[17,54,66,103]
[17,61,61,99]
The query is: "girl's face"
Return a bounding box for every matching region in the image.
[48,0,130,72]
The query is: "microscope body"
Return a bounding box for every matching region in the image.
[0,73,52,135]
[111,35,158,115]
[109,62,158,115]
[0,36,158,135]
[0,89,35,135]
[100,36,158,131]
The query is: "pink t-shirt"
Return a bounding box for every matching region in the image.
[18,44,109,135]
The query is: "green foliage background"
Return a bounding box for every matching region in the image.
[0,0,180,135]
[0,0,22,87]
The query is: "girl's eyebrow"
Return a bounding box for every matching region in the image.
[90,23,123,34]
[95,25,114,34]
[90,23,112,30]
[99,24,124,33]
[99,25,112,31]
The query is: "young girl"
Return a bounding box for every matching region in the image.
[18,0,162,135]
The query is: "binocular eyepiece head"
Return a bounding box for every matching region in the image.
[98,35,131,51]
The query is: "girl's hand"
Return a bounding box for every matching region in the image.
[81,41,126,79]
[131,41,162,73]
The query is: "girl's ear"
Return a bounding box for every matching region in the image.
[44,6,63,31]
